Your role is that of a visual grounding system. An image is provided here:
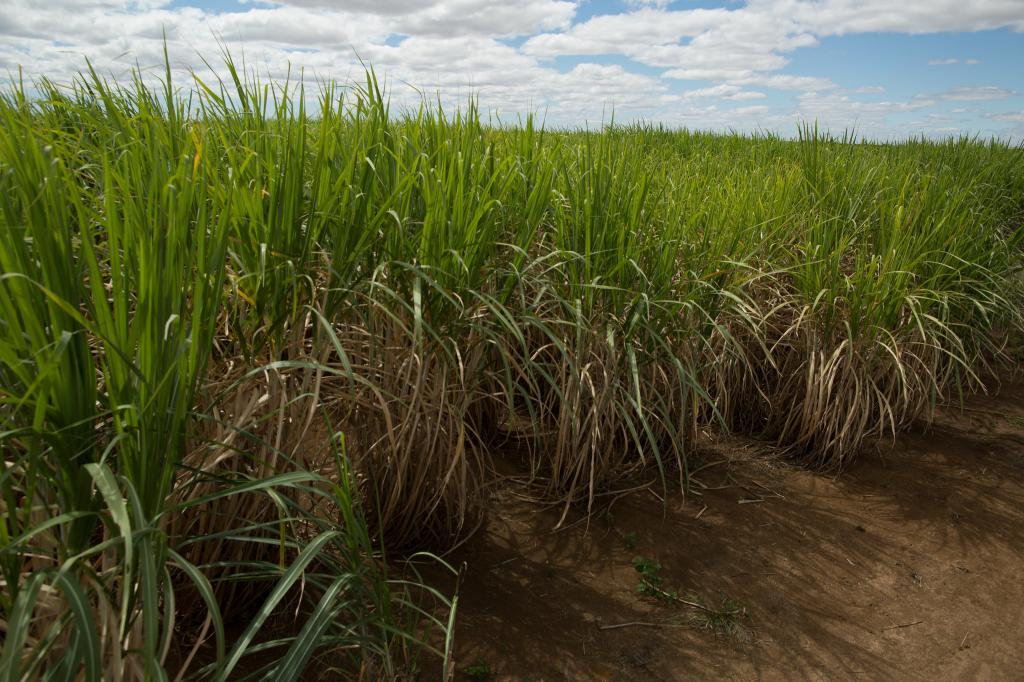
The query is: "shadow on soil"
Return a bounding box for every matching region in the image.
[432,382,1024,680]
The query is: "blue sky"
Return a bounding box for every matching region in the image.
[2,0,1022,139]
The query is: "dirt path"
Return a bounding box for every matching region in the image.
[439,383,1024,680]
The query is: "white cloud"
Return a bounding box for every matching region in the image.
[789,90,944,136]
[626,0,674,7]
[522,8,733,59]
[989,112,1024,122]
[731,73,836,91]
[254,0,576,36]
[929,57,981,65]
[681,83,767,100]
[793,0,1024,35]
[732,104,770,115]
[940,86,1015,101]
[523,4,823,93]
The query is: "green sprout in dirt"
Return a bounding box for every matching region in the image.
[632,557,748,637]
[463,660,494,681]
[633,556,677,601]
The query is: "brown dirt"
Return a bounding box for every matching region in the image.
[435,382,1024,681]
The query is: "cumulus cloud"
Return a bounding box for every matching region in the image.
[523,4,817,87]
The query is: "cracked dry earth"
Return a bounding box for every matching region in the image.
[435,382,1024,681]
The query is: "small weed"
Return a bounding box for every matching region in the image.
[623,530,639,550]
[463,660,493,681]
[686,593,748,638]
[633,556,678,602]
[632,556,749,639]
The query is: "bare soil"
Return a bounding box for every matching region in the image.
[437,383,1024,680]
